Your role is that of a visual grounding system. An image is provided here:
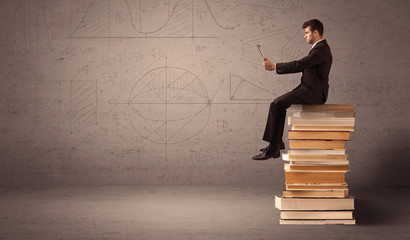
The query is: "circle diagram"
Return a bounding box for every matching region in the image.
[128,67,210,144]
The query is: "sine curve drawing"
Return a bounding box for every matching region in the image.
[70,0,237,39]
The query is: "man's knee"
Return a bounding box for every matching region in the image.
[273,97,288,111]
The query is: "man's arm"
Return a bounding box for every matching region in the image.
[276,47,327,74]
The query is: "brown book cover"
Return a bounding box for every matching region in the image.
[289,140,345,150]
[291,125,355,131]
[288,131,350,140]
[286,184,348,190]
[284,164,349,172]
[282,190,349,198]
[283,153,348,162]
[285,172,346,184]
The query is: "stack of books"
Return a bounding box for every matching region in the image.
[275,104,356,225]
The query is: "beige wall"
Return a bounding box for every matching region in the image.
[1,0,409,186]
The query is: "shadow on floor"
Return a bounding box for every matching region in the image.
[352,186,410,226]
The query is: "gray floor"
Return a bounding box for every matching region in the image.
[0,185,409,240]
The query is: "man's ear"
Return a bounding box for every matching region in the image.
[313,30,319,36]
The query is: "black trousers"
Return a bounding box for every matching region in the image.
[262,91,308,144]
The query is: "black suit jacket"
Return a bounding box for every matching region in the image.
[276,39,332,103]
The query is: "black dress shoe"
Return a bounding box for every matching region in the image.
[260,142,285,152]
[252,149,281,160]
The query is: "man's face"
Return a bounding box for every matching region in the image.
[304,27,315,44]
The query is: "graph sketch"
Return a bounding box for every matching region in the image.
[70,0,237,39]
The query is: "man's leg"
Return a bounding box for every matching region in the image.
[263,91,307,145]
[252,91,307,160]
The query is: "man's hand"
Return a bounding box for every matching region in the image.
[263,57,275,71]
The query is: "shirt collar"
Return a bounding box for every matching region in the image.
[311,39,325,50]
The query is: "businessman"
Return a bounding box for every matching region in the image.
[252,19,332,160]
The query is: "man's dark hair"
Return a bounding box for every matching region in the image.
[303,19,324,36]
